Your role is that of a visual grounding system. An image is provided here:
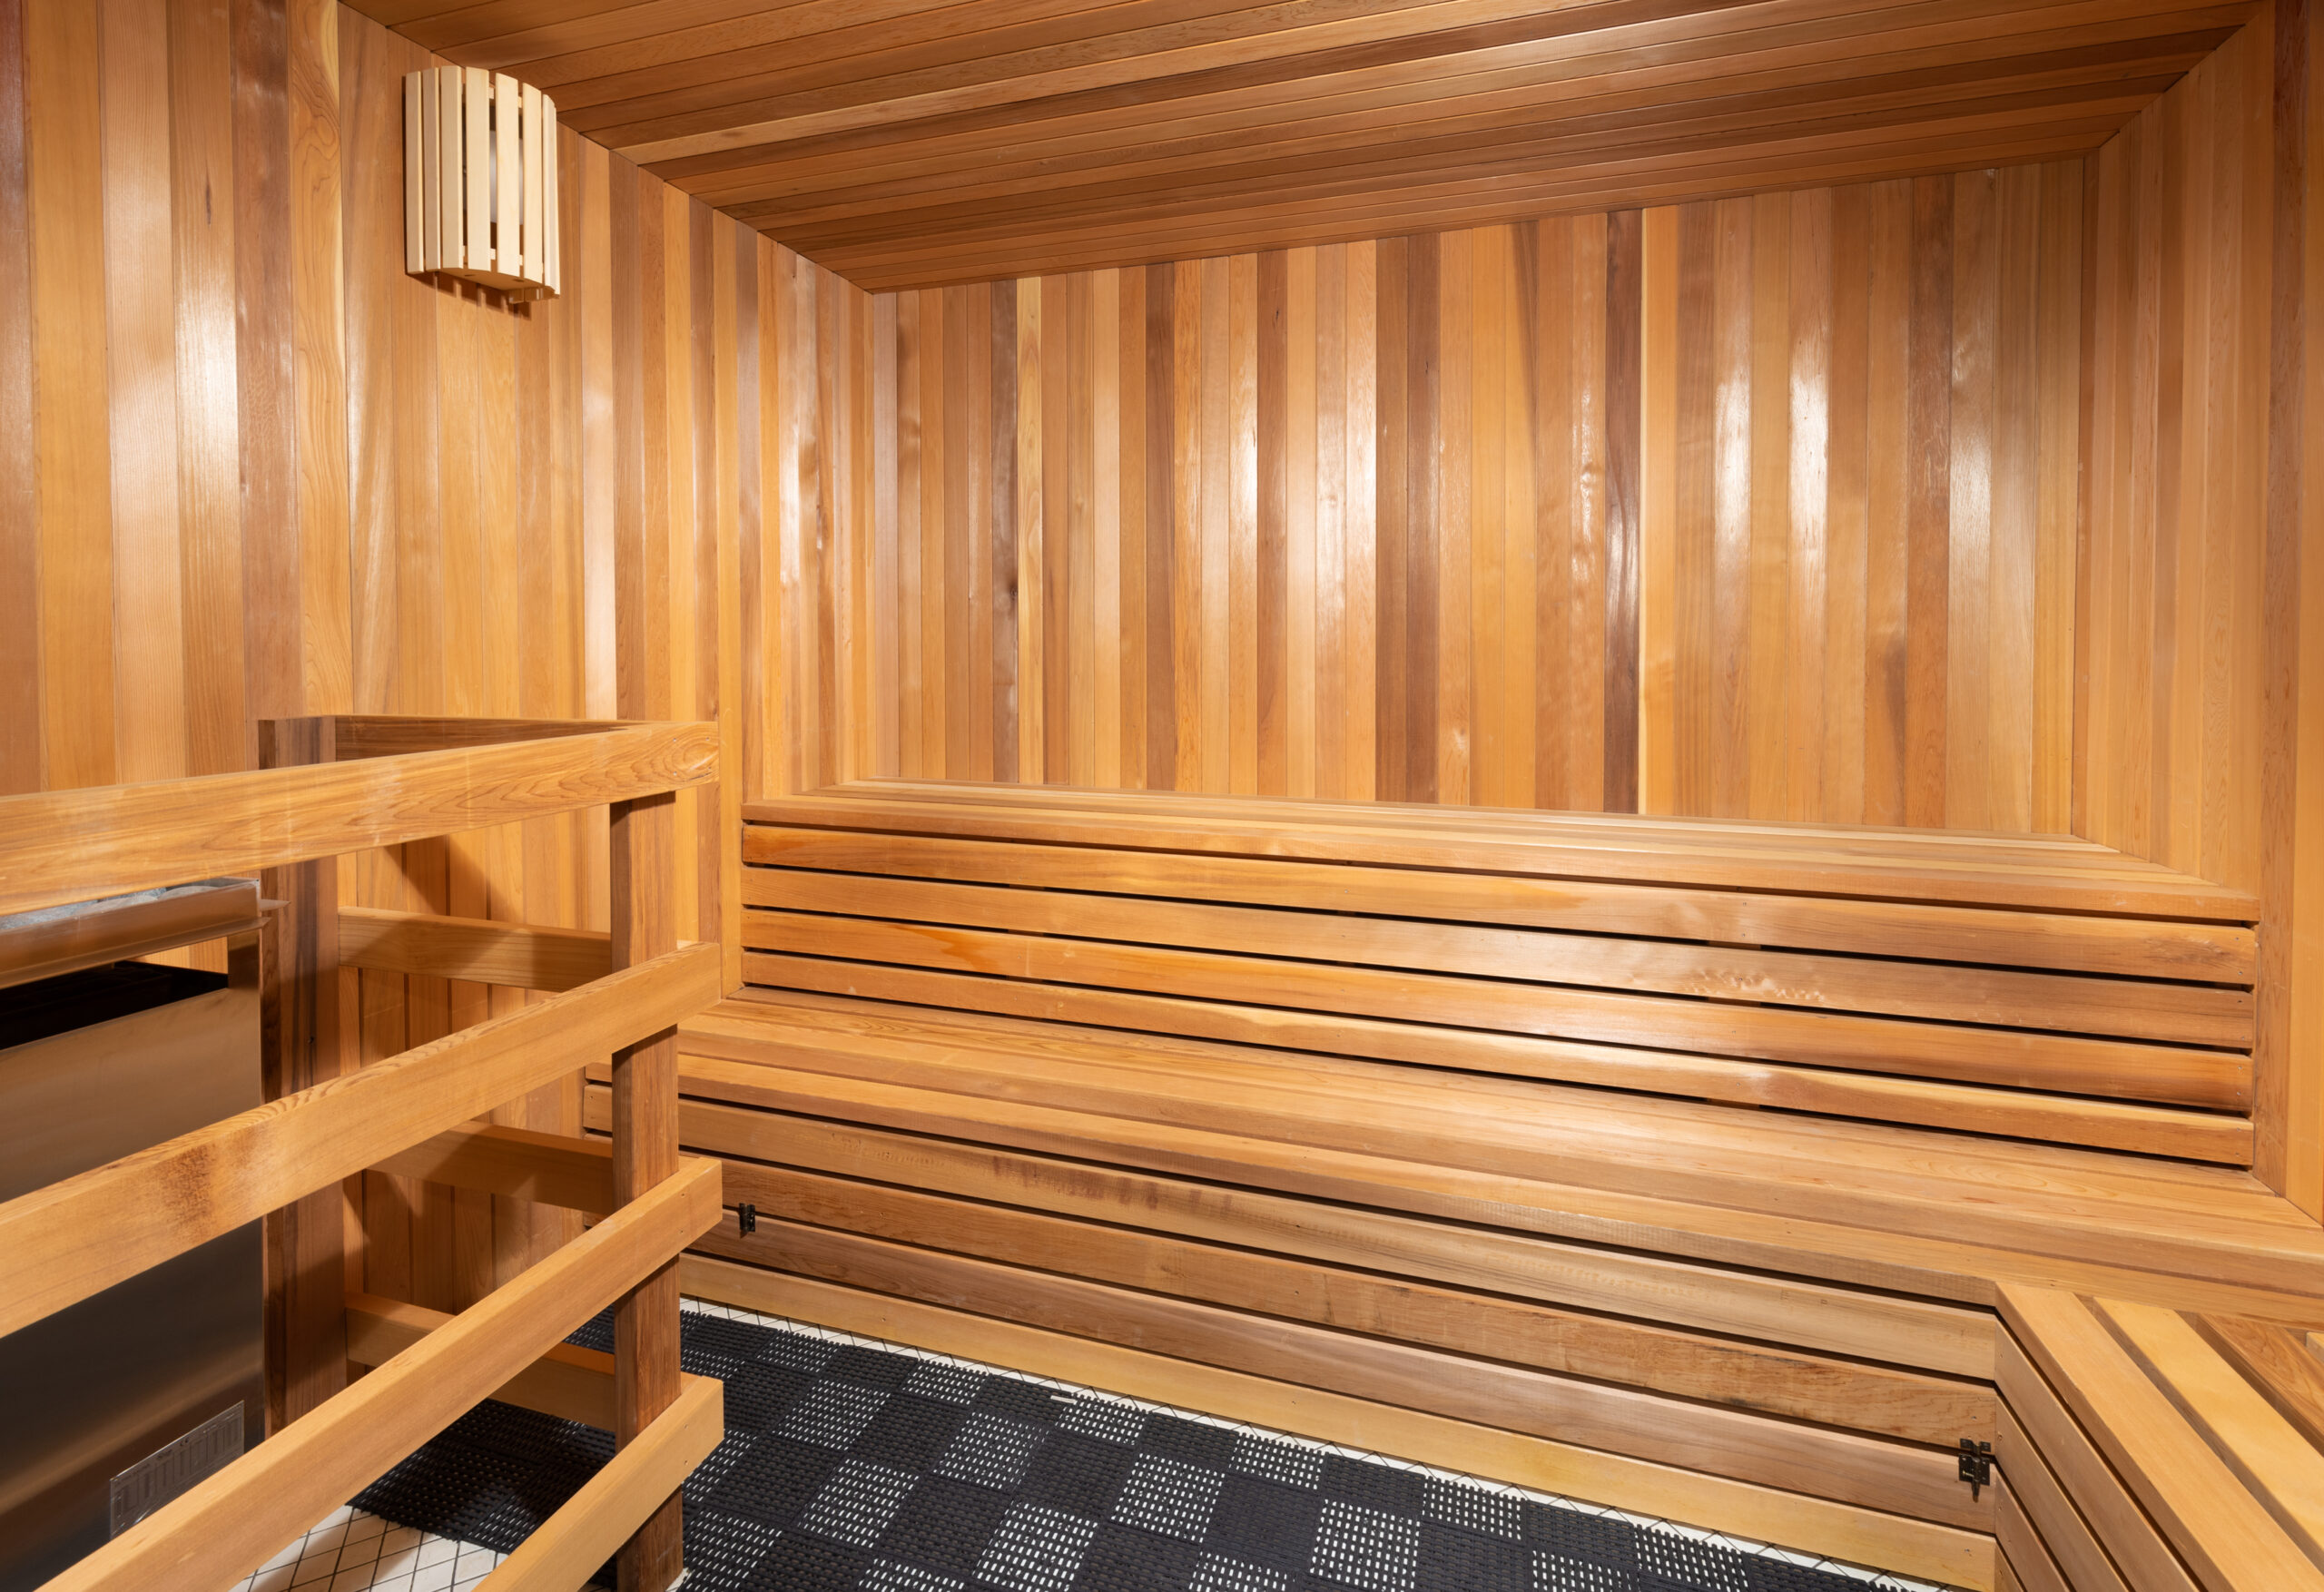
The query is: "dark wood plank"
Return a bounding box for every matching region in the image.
[1905,174,1955,828]
[257,717,351,1431]
[1602,207,1644,812]
[0,0,36,797]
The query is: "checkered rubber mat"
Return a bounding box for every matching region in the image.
[352,1304,1905,1592]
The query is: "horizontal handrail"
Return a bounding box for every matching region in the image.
[346,1293,636,1428]
[479,1375,725,1592]
[0,942,718,1340]
[0,720,717,918]
[40,1157,724,1592]
[754,780,2262,920]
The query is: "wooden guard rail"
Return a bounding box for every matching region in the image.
[0,716,725,1592]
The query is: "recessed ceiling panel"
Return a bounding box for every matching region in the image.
[356,0,2250,290]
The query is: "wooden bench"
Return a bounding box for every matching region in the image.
[637,782,2312,1589]
[1995,1286,2324,1592]
[741,781,2258,1162]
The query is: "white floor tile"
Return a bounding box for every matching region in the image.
[224,1509,499,1592]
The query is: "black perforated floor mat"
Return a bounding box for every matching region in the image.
[353,1305,1896,1592]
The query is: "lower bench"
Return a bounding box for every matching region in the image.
[606,993,2324,1592]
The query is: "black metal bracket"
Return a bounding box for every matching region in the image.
[1959,1437,1993,1499]
[736,1203,757,1236]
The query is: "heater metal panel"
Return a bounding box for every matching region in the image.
[0,882,266,1591]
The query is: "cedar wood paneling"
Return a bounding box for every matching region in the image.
[0,0,875,1305]
[870,168,2084,830]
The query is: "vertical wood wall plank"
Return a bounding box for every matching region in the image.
[1639,206,1679,816]
[1601,211,1642,813]
[1787,189,1833,822]
[103,0,187,787]
[1344,241,1378,802]
[1827,184,1872,823]
[0,0,34,796]
[28,0,116,791]
[172,0,246,781]
[2259,0,2322,1209]
[289,0,350,719]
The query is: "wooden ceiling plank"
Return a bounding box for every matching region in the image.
[569,0,1779,128]
[814,128,2112,281]
[627,0,2240,182]
[402,0,803,55]
[589,0,2236,158]
[748,74,2165,241]
[773,123,2137,266]
[816,131,2112,287]
[537,0,1437,104]
[693,32,2213,212]
[799,105,2132,261]
[353,0,517,27]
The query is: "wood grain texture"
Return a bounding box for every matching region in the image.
[734,787,2260,1154]
[674,987,2324,1310]
[350,0,2242,291]
[866,173,2083,823]
[700,1157,1993,1447]
[633,1097,1994,1376]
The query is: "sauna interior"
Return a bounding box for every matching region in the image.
[4,0,2324,1589]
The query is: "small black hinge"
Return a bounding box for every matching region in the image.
[1958,1438,1994,1499]
[736,1203,757,1236]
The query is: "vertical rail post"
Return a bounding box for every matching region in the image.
[610,791,684,1591]
[256,716,354,1430]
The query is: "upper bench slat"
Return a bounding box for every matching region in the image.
[745,827,2257,986]
[750,781,2258,921]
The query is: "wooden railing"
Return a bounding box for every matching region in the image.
[0,716,726,1592]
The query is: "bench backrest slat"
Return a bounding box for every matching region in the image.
[740,790,2261,1166]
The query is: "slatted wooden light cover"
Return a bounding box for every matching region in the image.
[403,65,559,300]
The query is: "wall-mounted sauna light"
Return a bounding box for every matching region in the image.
[404,66,560,300]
